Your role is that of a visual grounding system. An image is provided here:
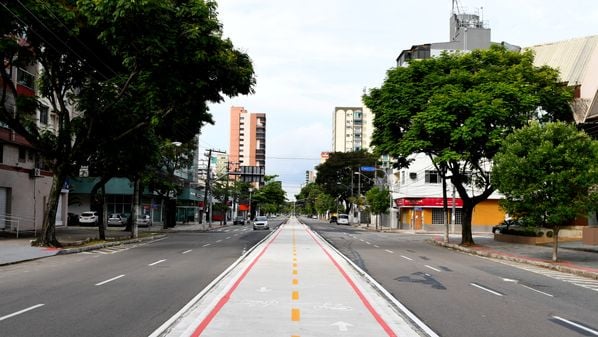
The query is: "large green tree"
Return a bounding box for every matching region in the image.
[0,0,255,246]
[493,122,598,261]
[253,176,287,215]
[364,45,573,245]
[315,151,378,214]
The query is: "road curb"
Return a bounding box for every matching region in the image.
[429,239,598,280]
[57,234,168,255]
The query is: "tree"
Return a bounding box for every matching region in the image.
[253,176,287,215]
[492,122,598,261]
[365,186,390,230]
[315,151,378,214]
[0,1,255,245]
[364,45,573,245]
[315,193,336,216]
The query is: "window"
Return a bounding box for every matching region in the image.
[17,68,34,89]
[425,170,440,184]
[39,106,49,125]
[0,144,3,163]
[432,209,447,224]
[401,171,405,184]
[18,147,26,163]
[452,209,462,224]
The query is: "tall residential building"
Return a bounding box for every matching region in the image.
[332,106,373,152]
[229,106,266,169]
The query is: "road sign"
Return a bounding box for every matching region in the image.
[360,166,376,172]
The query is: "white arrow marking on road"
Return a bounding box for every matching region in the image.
[331,321,353,332]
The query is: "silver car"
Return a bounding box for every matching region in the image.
[252,216,269,230]
[79,211,99,226]
[107,213,125,226]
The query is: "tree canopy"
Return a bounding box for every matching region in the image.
[314,151,379,213]
[492,122,598,260]
[364,45,573,245]
[0,0,255,245]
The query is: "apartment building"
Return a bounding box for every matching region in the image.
[332,106,373,152]
[229,105,266,189]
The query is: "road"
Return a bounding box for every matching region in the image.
[304,218,598,337]
[0,220,284,337]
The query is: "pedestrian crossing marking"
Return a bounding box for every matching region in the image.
[496,259,598,292]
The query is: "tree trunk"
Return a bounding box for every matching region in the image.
[98,185,106,240]
[131,178,140,239]
[552,228,560,262]
[35,174,65,247]
[460,201,475,246]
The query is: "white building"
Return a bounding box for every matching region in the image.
[332,106,374,153]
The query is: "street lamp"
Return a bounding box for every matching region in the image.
[248,188,253,220]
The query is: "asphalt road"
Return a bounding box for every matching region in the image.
[0,219,284,337]
[304,218,598,337]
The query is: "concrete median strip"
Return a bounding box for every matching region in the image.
[150,219,430,337]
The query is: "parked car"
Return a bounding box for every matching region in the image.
[492,219,522,234]
[136,214,152,227]
[252,216,269,230]
[337,214,349,225]
[107,213,125,226]
[78,211,99,226]
[233,216,246,225]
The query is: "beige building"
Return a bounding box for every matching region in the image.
[527,35,598,128]
[332,106,373,152]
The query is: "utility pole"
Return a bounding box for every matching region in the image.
[202,148,226,227]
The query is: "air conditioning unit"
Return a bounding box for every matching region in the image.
[30,168,41,177]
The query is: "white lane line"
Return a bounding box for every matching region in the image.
[216,240,222,243]
[0,304,45,321]
[400,255,413,261]
[521,284,553,297]
[374,245,380,248]
[182,250,192,254]
[552,316,598,336]
[225,237,231,240]
[148,237,167,244]
[425,265,442,272]
[470,283,503,296]
[148,259,166,266]
[365,241,371,245]
[359,239,365,242]
[202,243,211,247]
[95,274,125,286]
[384,249,394,254]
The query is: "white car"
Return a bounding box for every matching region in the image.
[337,214,350,225]
[252,216,269,230]
[136,214,152,227]
[79,211,99,225]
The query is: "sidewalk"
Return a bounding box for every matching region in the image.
[355,223,598,280]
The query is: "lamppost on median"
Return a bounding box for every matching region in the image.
[248,187,253,220]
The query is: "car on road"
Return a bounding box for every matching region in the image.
[233,216,246,225]
[252,216,269,230]
[78,211,99,225]
[337,214,349,225]
[107,213,125,226]
[136,214,152,227]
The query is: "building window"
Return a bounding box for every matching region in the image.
[432,209,446,224]
[0,144,3,163]
[452,209,462,224]
[18,147,26,163]
[401,171,405,184]
[17,68,35,89]
[425,170,440,184]
[39,106,49,125]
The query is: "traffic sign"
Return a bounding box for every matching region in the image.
[360,166,376,172]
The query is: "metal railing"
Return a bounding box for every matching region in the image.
[0,214,37,238]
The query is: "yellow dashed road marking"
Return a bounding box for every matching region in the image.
[292,291,299,300]
[291,308,300,321]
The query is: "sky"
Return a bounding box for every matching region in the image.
[200,0,598,200]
